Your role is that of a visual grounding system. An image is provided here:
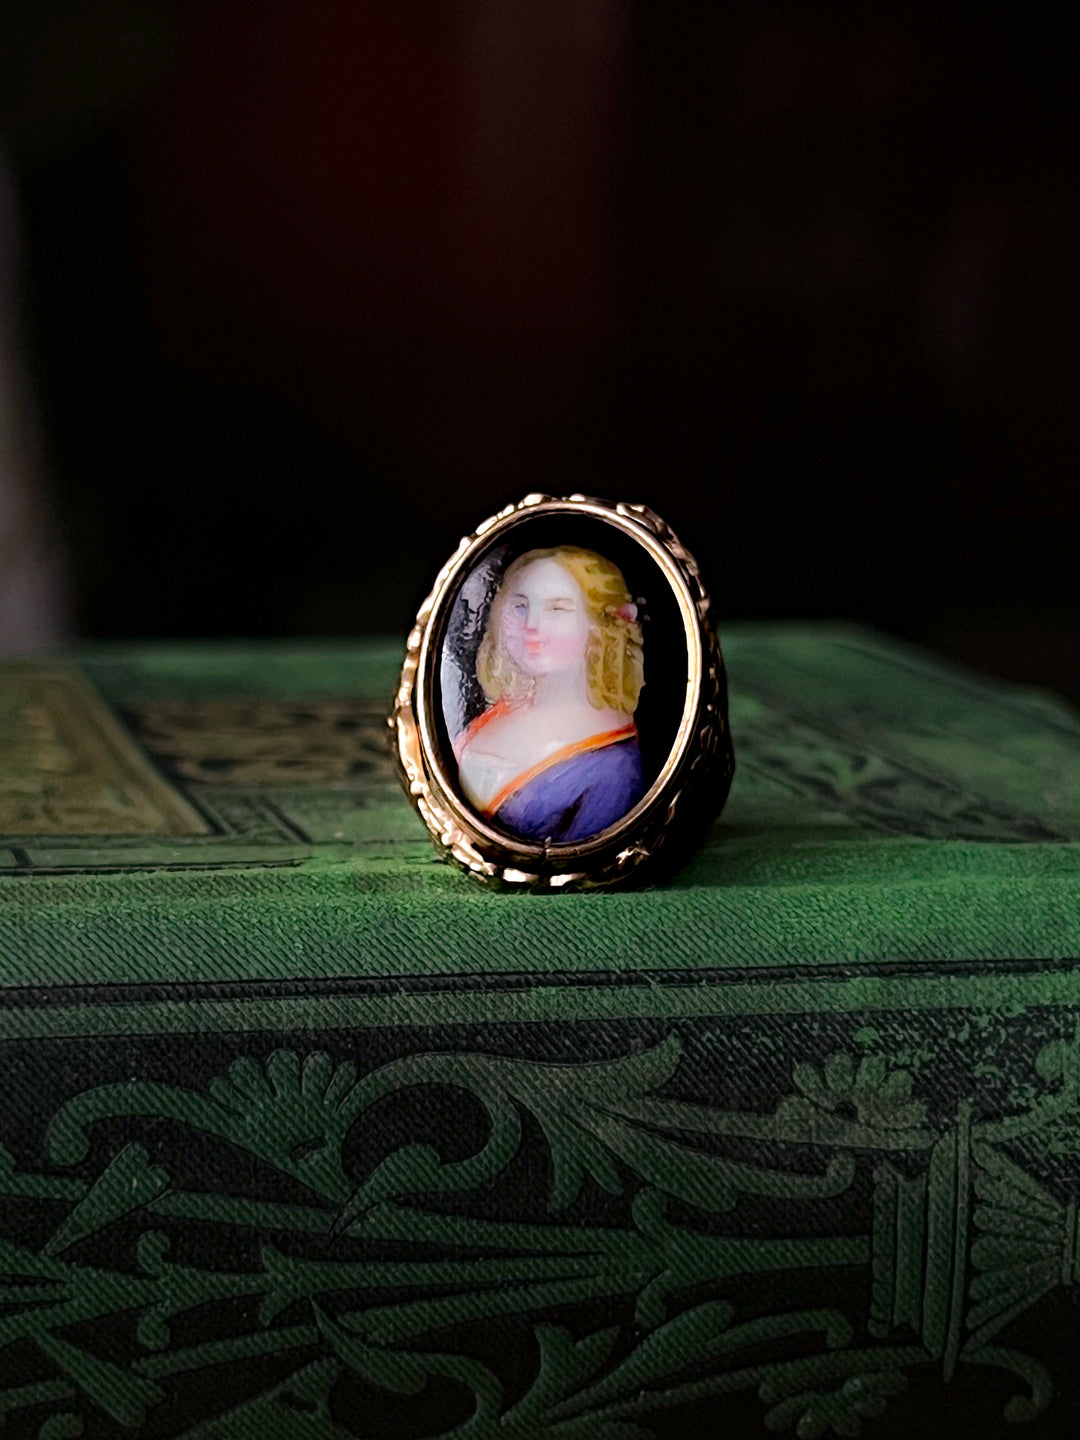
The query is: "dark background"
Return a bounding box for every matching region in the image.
[2,1,1077,698]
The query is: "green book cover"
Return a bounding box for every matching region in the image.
[2,624,1079,1437]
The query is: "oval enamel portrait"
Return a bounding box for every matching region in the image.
[392,495,733,889]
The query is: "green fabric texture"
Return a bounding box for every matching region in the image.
[2,623,1079,992]
[3,626,1080,1438]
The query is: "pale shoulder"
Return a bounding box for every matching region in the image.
[529,703,635,750]
[464,706,525,754]
[588,706,635,734]
[455,699,512,757]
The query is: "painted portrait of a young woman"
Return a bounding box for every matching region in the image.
[447,546,645,844]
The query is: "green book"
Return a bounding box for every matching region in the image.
[2,625,1079,1437]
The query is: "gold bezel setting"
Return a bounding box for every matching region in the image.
[390,494,733,889]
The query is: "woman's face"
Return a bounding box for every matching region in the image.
[501,558,590,679]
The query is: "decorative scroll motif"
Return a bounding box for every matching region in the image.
[0,691,411,870]
[736,698,1068,844]
[3,1031,1080,1435]
[125,700,398,788]
[0,665,208,837]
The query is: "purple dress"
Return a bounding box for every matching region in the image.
[489,732,644,843]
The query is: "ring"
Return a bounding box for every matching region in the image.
[391,494,734,889]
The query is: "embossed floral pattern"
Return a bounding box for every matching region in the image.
[780,1052,928,1134]
[1,1034,1077,1435]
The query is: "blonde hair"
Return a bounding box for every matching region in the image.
[476,546,644,713]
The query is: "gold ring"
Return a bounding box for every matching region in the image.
[390,494,733,889]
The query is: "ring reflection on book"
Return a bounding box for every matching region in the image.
[453,547,645,843]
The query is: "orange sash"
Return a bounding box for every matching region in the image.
[483,724,637,818]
